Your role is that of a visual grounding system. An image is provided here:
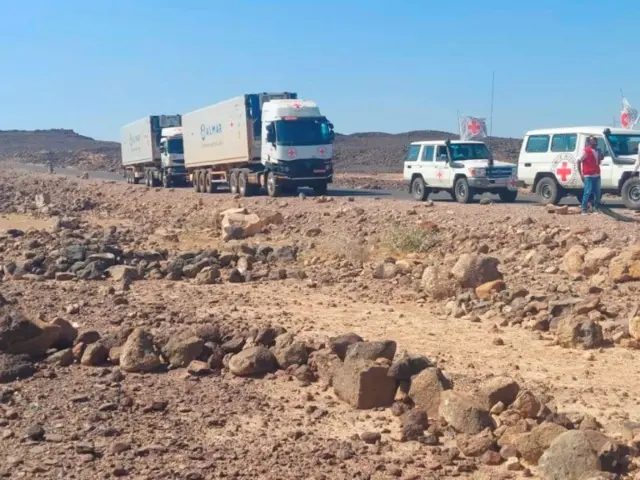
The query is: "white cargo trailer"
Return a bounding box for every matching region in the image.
[182,92,335,197]
[120,115,187,187]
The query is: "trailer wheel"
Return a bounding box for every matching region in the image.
[238,171,251,197]
[193,171,201,192]
[266,172,281,197]
[197,170,207,193]
[229,171,239,195]
[205,172,216,193]
[162,173,170,188]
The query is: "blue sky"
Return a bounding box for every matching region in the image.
[1,0,638,141]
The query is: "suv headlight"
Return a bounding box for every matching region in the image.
[469,168,486,177]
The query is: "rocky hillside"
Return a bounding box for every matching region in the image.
[0,128,522,174]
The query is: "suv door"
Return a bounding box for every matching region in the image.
[593,135,615,189]
[403,144,422,182]
[435,145,452,188]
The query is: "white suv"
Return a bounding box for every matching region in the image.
[518,126,640,209]
[403,139,518,203]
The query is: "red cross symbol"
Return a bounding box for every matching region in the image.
[292,102,302,110]
[318,147,326,156]
[556,162,572,182]
[287,148,296,158]
[468,120,482,136]
[622,111,630,128]
[436,170,443,179]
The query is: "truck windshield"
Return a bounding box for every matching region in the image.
[606,134,640,156]
[167,138,184,154]
[449,143,492,161]
[275,118,332,146]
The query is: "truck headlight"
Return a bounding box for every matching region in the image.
[469,168,486,177]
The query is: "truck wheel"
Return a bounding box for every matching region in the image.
[193,171,201,192]
[535,177,561,205]
[622,177,640,210]
[499,190,518,203]
[197,171,207,193]
[410,176,429,201]
[229,171,239,195]
[454,177,473,204]
[313,182,328,196]
[238,171,251,197]
[266,172,281,197]
[205,173,216,193]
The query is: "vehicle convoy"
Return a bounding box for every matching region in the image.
[182,92,335,197]
[120,115,186,187]
[518,126,640,209]
[404,139,518,203]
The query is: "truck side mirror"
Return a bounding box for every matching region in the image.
[266,125,275,144]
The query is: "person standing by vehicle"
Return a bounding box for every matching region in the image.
[577,136,603,214]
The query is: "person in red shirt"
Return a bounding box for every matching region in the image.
[577,136,604,214]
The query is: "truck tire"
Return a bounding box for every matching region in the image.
[193,171,201,192]
[454,177,473,204]
[205,173,216,193]
[197,171,207,193]
[535,177,561,205]
[145,171,151,187]
[266,172,281,197]
[499,189,518,203]
[410,176,429,201]
[238,171,251,197]
[313,182,328,196]
[621,177,640,210]
[229,171,239,195]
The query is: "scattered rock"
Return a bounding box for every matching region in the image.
[408,367,453,419]
[119,328,162,373]
[333,359,397,409]
[538,430,601,480]
[555,316,603,349]
[451,254,502,289]
[228,346,277,377]
[438,390,494,434]
[475,376,520,411]
[344,340,396,363]
[329,333,363,360]
[274,333,308,369]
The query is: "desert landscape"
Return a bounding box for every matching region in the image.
[1,146,640,479]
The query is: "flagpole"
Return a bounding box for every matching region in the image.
[456,110,460,138]
[489,71,495,149]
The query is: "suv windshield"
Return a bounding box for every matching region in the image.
[275,118,332,146]
[449,143,492,161]
[606,134,640,156]
[167,138,184,154]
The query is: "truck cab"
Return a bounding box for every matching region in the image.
[518,126,640,209]
[404,140,518,203]
[159,126,185,179]
[259,99,335,195]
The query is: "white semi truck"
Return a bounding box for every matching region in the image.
[120,115,187,187]
[182,92,335,197]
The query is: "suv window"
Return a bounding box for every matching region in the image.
[551,134,577,152]
[435,146,448,161]
[421,146,435,161]
[525,135,550,153]
[406,145,420,161]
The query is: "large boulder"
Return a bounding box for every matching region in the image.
[451,254,502,289]
[273,334,308,369]
[439,390,494,434]
[583,248,616,275]
[388,354,431,381]
[475,376,520,410]
[513,422,568,464]
[162,334,204,368]
[333,359,397,409]
[608,245,640,283]
[421,266,458,300]
[329,333,363,360]
[562,245,587,275]
[308,350,342,386]
[408,367,452,419]
[555,316,603,349]
[228,346,277,377]
[538,430,601,480]
[344,340,396,363]
[0,310,60,357]
[119,328,163,373]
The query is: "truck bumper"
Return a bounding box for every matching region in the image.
[468,177,518,191]
[270,158,333,186]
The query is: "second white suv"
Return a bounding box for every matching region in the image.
[403,139,518,203]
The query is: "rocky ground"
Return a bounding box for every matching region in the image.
[2,166,640,479]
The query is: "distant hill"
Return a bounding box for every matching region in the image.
[0,128,522,173]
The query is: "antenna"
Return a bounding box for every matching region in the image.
[489,71,495,149]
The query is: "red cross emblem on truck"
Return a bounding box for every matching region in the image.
[318,147,326,155]
[468,120,481,136]
[292,102,302,110]
[556,162,572,182]
[287,148,296,158]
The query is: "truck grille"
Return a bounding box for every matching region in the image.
[282,158,328,177]
[487,166,513,179]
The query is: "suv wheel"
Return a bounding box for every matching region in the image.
[622,177,640,210]
[499,189,518,203]
[411,176,429,201]
[454,177,472,204]
[535,177,561,205]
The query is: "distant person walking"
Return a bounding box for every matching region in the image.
[577,136,603,215]
[47,159,54,174]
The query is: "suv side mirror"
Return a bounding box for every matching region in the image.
[439,154,449,162]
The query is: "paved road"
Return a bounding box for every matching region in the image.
[8,162,630,209]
